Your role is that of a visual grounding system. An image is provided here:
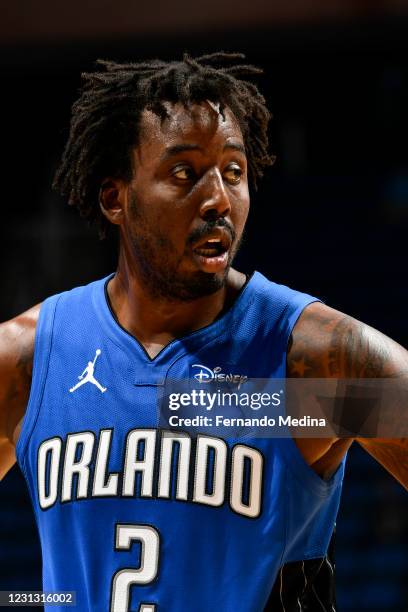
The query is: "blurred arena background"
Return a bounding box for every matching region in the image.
[0,1,407,609]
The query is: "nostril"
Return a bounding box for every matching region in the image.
[202,209,219,222]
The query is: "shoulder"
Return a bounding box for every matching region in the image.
[0,305,41,447]
[239,271,319,335]
[287,301,408,379]
[0,304,40,379]
[0,304,40,358]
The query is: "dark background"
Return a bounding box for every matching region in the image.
[0,1,408,610]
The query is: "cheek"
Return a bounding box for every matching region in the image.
[232,190,250,231]
[128,184,168,229]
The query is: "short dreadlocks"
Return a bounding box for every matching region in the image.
[53,52,275,238]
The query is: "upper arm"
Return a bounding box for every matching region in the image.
[288,301,408,379]
[287,301,408,484]
[0,305,40,480]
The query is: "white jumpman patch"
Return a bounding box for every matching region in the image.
[69,349,107,393]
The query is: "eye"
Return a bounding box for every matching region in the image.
[223,165,243,185]
[171,166,195,181]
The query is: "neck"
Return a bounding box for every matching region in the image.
[107,249,246,359]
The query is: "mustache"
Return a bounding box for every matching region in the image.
[187,218,236,247]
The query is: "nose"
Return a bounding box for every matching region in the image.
[198,168,231,221]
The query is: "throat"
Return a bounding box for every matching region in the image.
[139,335,180,360]
[105,277,226,359]
[105,268,248,360]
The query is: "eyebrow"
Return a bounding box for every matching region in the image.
[159,141,246,162]
[224,142,246,155]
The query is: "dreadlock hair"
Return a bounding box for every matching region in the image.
[53,52,275,238]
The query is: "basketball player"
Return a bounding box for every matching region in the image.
[0,53,407,611]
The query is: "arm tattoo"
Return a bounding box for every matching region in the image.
[287,304,403,379]
[287,303,408,484]
[2,331,34,444]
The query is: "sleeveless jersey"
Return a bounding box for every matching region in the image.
[16,271,346,612]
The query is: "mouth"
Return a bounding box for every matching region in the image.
[191,230,232,273]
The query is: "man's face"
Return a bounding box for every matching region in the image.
[122,101,250,301]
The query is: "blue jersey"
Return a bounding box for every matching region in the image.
[16,271,345,611]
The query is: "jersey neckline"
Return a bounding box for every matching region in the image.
[92,271,260,366]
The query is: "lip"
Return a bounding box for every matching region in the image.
[192,250,229,273]
[191,228,232,273]
[191,228,232,252]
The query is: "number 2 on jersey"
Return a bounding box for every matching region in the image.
[110,524,160,612]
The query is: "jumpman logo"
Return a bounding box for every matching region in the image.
[69,349,107,393]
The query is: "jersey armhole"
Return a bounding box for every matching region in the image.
[15,294,60,473]
[280,296,347,496]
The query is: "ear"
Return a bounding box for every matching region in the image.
[99,178,126,226]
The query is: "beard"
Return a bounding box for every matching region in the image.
[126,191,241,302]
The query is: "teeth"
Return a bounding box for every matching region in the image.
[207,239,221,243]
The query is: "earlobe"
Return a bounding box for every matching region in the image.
[99,179,125,225]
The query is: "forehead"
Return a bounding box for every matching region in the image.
[137,102,244,155]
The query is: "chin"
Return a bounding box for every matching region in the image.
[140,256,232,302]
[168,269,228,302]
